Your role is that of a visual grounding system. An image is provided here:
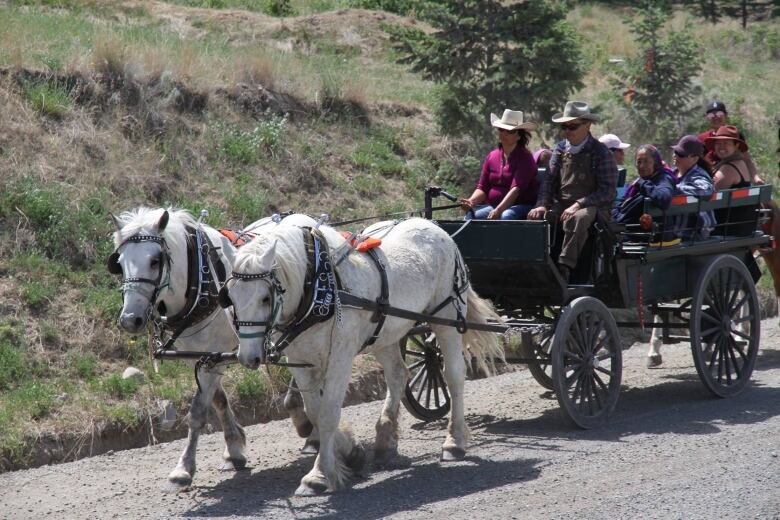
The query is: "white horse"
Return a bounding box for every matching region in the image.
[223,217,503,494]
[109,207,319,490]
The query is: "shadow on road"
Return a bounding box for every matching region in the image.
[481,376,780,443]
[182,454,542,519]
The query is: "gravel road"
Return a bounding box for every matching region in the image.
[2,320,779,520]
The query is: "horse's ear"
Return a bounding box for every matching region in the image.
[257,240,277,270]
[109,212,123,233]
[157,210,169,233]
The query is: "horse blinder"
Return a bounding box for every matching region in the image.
[107,251,122,275]
[218,286,233,309]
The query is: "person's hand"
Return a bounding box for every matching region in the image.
[487,208,501,220]
[560,202,580,222]
[458,198,473,212]
[527,206,547,220]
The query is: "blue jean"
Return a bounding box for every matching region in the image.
[465,204,534,220]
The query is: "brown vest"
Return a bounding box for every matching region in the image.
[559,150,596,203]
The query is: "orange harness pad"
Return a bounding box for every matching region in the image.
[219,229,256,248]
[340,231,382,252]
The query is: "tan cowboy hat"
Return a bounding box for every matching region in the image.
[490,109,536,131]
[551,101,600,123]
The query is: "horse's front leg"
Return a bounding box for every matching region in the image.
[209,373,247,471]
[284,378,319,454]
[295,354,363,495]
[166,367,219,490]
[372,344,408,463]
[432,326,468,461]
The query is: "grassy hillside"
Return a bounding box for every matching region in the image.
[0,0,778,471]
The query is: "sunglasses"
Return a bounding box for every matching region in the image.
[497,128,517,134]
[673,150,691,158]
[560,122,584,131]
[706,111,726,119]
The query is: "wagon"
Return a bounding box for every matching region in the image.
[399,185,774,428]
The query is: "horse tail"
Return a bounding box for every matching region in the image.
[462,287,505,376]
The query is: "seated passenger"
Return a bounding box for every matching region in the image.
[671,135,716,240]
[459,109,538,220]
[533,147,553,169]
[706,125,755,189]
[612,145,675,242]
[706,125,762,235]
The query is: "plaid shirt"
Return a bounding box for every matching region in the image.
[536,134,618,209]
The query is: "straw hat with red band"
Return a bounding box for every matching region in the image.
[704,125,748,152]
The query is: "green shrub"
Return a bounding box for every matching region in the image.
[234,369,267,400]
[99,403,141,427]
[21,79,73,119]
[11,382,57,420]
[100,374,141,398]
[350,0,417,15]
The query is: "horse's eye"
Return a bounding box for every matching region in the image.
[262,296,271,305]
[150,257,160,268]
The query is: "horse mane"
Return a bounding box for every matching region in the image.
[233,226,308,313]
[113,207,197,255]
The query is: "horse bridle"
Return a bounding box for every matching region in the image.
[107,234,171,310]
[219,270,286,354]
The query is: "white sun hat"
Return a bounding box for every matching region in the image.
[490,109,536,131]
[599,133,631,150]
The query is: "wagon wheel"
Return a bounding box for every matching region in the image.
[551,297,622,429]
[519,327,555,391]
[689,254,760,397]
[399,326,451,422]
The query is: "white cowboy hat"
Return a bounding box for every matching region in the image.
[551,101,600,123]
[490,109,536,131]
[599,133,631,150]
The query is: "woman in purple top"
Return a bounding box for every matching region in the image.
[459,109,539,220]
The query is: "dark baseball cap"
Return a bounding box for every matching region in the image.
[672,135,705,157]
[705,100,727,115]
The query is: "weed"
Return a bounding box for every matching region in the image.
[21,79,73,119]
[224,171,270,221]
[266,0,296,17]
[69,353,98,381]
[21,280,55,311]
[83,286,123,323]
[0,342,26,391]
[99,403,141,427]
[212,114,287,164]
[234,369,267,401]
[100,374,141,398]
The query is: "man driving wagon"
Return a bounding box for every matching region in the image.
[528,101,618,283]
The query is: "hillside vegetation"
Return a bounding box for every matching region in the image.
[0,0,778,471]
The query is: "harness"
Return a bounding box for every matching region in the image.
[218,228,340,365]
[221,223,476,367]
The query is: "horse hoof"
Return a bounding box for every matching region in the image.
[646,354,662,368]
[345,445,366,472]
[301,439,320,455]
[440,447,466,462]
[295,477,329,496]
[163,470,193,493]
[220,457,247,471]
[373,447,398,466]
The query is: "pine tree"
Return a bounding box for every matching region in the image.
[611,5,702,146]
[386,0,584,141]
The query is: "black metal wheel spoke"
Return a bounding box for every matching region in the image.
[699,325,721,339]
[726,337,743,380]
[700,311,720,325]
[406,359,426,372]
[731,329,752,342]
[565,364,585,388]
[564,349,584,363]
[592,371,610,395]
[729,292,750,317]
